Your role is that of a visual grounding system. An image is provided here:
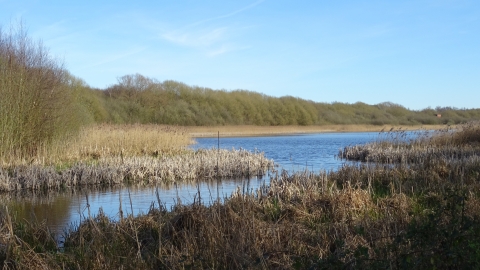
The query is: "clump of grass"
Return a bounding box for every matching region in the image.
[339,121,480,164]
[0,149,274,192]
[430,121,480,147]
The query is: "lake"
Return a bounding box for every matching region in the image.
[3,132,382,239]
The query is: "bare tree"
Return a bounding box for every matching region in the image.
[0,22,79,158]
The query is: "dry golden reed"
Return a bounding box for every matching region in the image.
[1,122,479,269]
[0,149,274,192]
[73,124,193,158]
[1,124,193,166]
[339,122,479,164]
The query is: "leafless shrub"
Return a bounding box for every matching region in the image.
[0,22,80,161]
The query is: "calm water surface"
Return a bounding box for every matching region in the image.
[4,132,382,237]
[192,132,379,171]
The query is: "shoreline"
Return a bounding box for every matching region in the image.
[185,124,449,138]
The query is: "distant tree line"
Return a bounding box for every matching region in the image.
[76,73,480,126]
[2,22,480,159]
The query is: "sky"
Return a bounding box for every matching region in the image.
[1,0,479,110]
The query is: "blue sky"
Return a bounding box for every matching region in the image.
[1,0,479,110]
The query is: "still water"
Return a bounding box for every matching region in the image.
[191,132,379,171]
[4,132,381,237]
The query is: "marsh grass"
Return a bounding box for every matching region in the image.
[339,122,479,164]
[1,122,480,269]
[1,124,193,166]
[0,123,274,192]
[0,148,273,192]
[72,124,193,159]
[2,160,479,269]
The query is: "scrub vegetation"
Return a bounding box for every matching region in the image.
[94,74,480,126]
[0,24,86,161]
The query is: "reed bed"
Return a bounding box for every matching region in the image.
[1,122,479,269]
[72,124,193,159]
[0,149,273,192]
[2,158,479,269]
[1,124,193,166]
[339,121,480,164]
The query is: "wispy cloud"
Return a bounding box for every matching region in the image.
[33,20,68,35]
[82,47,147,69]
[162,27,228,48]
[160,0,264,55]
[185,0,265,28]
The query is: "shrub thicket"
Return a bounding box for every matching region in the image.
[0,24,85,159]
[96,76,480,126]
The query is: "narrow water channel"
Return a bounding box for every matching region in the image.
[3,132,384,238]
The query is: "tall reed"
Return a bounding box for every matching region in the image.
[339,121,480,164]
[1,122,479,269]
[0,148,273,192]
[1,124,193,166]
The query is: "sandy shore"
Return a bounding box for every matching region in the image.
[184,124,448,138]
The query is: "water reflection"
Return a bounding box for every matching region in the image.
[79,176,267,221]
[1,190,75,238]
[2,176,267,236]
[2,132,382,238]
[191,132,379,172]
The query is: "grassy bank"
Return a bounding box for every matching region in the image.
[186,124,449,137]
[1,122,479,269]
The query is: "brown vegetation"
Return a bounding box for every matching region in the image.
[1,122,479,269]
[339,121,480,163]
[0,124,193,166]
[0,148,273,192]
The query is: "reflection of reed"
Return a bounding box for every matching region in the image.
[0,149,274,192]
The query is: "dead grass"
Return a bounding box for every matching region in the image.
[339,122,479,164]
[0,149,274,192]
[3,157,479,269]
[70,124,193,159]
[1,124,193,166]
[185,124,449,137]
[1,122,479,269]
